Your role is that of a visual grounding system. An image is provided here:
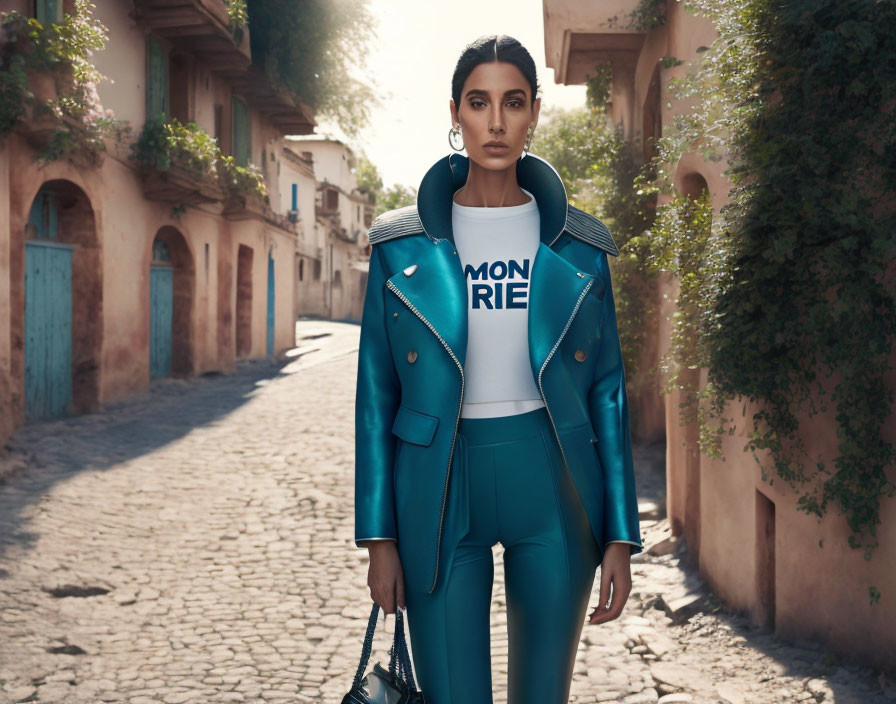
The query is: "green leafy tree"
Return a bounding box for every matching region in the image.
[533,104,656,416]
[356,154,383,199]
[354,154,416,218]
[376,184,416,216]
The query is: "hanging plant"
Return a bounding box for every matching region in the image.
[0,1,130,163]
[225,0,247,43]
[217,154,267,200]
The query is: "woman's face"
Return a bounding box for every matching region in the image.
[450,60,540,170]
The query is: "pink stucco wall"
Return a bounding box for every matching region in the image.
[544,0,896,670]
[0,134,298,413]
[0,0,303,438]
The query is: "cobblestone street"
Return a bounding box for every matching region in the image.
[0,320,893,704]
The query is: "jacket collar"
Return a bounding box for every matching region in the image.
[388,151,597,379]
[415,152,570,247]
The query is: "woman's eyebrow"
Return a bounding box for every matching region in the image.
[464,88,528,99]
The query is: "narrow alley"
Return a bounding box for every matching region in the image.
[0,321,891,704]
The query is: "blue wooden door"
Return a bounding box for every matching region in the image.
[25,240,73,420]
[266,252,275,358]
[150,265,173,378]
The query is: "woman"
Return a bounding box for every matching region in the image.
[354,34,643,704]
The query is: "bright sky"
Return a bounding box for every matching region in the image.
[313,0,587,191]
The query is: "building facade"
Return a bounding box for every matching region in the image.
[543,0,896,669]
[284,135,373,322]
[278,145,327,318]
[0,0,316,443]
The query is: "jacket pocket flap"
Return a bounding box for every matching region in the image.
[391,405,440,446]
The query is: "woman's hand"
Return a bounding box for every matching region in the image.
[363,540,406,614]
[587,543,632,625]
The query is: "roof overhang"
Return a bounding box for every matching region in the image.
[543,0,646,85]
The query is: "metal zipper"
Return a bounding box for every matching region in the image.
[385,279,464,595]
[536,278,595,478]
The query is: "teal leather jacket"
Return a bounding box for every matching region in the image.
[354,152,643,595]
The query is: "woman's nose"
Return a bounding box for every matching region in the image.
[489,108,505,133]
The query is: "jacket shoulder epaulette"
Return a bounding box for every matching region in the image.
[367,205,424,245]
[564,205,619,256]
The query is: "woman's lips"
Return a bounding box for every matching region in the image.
[483,143,510,155]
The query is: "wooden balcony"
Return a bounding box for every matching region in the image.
[221,192,298,233]
[133,1,316,134]
[131,0,251,71]
[16,109,106,170]
[221,190,268,220]
[141,161,225,206]
[226,66,316,135]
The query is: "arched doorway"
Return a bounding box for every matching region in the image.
[148,226,194,378]
[24,180,101,420]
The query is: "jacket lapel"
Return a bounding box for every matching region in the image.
[404,151,594,376]
[385,239,593,379]
[385,240,468,368]
[527,241,595,376]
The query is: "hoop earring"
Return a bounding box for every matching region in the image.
[448,124,465,151]
[524,125,534,155]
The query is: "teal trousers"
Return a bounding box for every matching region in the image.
[403,406,601,704]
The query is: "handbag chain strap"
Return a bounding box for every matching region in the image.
[396,610,418,690]
[350,602,418,692]
[388,607,417,690]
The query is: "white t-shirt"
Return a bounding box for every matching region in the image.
[452,187,547,419]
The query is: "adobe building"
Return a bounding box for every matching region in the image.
[277,145,328,318]
[0,0,316,443]
[543,0,896,669]
[285,135,374,322]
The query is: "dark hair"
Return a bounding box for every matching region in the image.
[451,35,540,109]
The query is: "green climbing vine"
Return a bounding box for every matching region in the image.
[639,0,896,559]
[606,0,667,32]
[534,94,656,431]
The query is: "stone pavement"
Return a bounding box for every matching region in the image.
[0,319,893,704]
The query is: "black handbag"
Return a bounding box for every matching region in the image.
[341,602,426,704]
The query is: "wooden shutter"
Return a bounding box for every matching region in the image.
[146,35,169,120]
[35,0,61,24]
[231,96,250,166]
